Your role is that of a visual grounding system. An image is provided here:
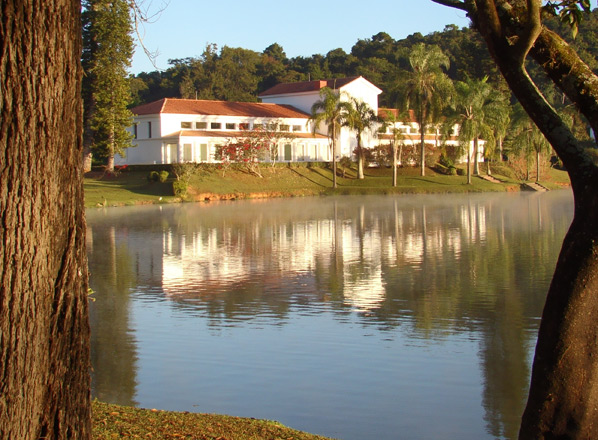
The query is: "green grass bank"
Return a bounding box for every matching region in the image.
[84,163,570,208]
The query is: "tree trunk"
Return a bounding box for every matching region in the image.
[431,1,598,438]
[467,142,472,184]
[357,139,365,180]
[332,135,337,189]
[520,187,598,439]
[106,123,115,172]
[420,127,426,177]
[392,141,397,187]
[82,147,93,173]
[0,1,91,439]
[473,137,480,175]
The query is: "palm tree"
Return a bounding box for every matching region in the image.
[446,76,505,184]
[510,104,552,183]
[344,97,379,179]
[396,43,453,176]
[308,87,350,188]
[380,109,404,187]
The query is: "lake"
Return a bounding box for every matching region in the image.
[87,190,573,440]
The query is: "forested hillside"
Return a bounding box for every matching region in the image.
[130,10,598,108]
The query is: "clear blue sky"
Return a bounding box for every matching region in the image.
[131,0,473,74]
[131,0,598,74]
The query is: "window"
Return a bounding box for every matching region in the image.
[183,144,192,162]
[133,124,138,139]
[284,144,292,161]
[196,121,207,129]
[148,121,152,138]
[181,121,192,129]
[239,123,250,130]
[292,125,302,132]
[226,123,236,130]
[378,126,387,134]
[253,123,263,130]
[200,144,208,162]
[210,122,222,130]
[280,124,290,132]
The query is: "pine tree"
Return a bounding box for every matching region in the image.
[82,0,134,172]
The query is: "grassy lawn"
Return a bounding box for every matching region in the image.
[83,164,571,208]
[92,401,335,440]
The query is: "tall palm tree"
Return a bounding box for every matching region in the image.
[380,109,404,187]
[446,76,505,184]
[510,103,552,183]
[344,97,379,179]
[396,43,453,176]
[309,87,350,188]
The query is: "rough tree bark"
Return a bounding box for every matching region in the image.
[433,1,598,439]
[0,1,91,439]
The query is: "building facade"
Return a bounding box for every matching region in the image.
[118,76,483,166]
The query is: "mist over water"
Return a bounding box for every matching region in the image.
[88,191,573,440]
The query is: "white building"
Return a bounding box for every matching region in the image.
[116,98,330,165]
[259,76,383,158]
[118,76,483,166]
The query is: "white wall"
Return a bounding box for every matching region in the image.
[260,92,321,115]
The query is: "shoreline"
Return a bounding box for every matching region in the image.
[84,165,570,209]
[92,400,336,440]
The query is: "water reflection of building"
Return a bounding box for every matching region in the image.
[86,192,574,440]
[158,198,489,315]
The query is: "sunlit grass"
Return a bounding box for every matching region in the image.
[83,163,570,208]
[92,401,335,440]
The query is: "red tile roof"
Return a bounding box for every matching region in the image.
[259,77,362,97]
[132,98,311,118]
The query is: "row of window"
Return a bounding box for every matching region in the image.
[180,121,305,132]
[378,126,432,135]
[163,142,329,164]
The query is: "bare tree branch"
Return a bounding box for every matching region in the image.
[431,0,470,11]
[128,0,170,71]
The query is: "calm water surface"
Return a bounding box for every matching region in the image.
[87,191,573,440]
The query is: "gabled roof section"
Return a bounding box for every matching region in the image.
[131,98,311,118]
[259,76,366,97]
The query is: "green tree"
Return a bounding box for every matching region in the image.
[82,0,134,172]
[433,1,598,438]
[396,43,454,176]
[1,0,91,437]
[344,97,379,179]
[446,76,506,183]
[309,87,350,188]
[510,103,552,183]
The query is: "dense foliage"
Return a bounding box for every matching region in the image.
[129,11,598,109]
[82,0,135,170]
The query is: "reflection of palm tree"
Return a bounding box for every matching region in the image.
[309,87,350,188]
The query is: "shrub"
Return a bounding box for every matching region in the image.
[172,180,188,198]
[159,170,169,183]
[147,171,159,182]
